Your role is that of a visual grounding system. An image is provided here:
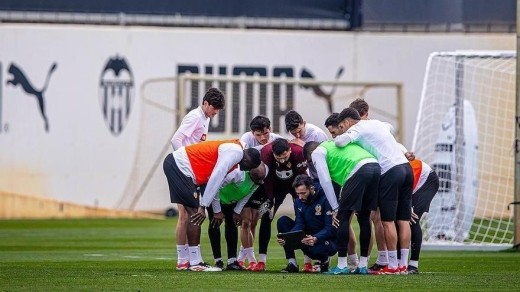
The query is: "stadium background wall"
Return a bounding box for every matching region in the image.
[0,24,514,213]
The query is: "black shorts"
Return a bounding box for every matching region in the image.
[412,171,440,218]
[163,153,199,208]
[339,163,380,212]
[245,184,266,209]
[378,163,413,221]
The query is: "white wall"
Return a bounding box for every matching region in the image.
[0,24,514,210]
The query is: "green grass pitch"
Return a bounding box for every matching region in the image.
[1,218,519,291]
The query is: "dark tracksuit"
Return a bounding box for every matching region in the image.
[277,189,337,262]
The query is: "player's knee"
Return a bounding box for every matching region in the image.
[178,214,189,225]
[242,218,252,229]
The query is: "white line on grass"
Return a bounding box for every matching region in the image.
[83,254,104,257]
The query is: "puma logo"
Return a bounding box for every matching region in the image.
[6,62,58,131]
[300,67,344,114]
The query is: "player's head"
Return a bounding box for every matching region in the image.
[240,148,261,171]
[202,87,225,118]
[303,141,320,164]
[349,98,369,120]
[272,138,291,165]
[249,162,269,185]
[338,107,361,131]
[292,174,315,203]
[250,115,272,145]
[324,113,344,138]
[285,110,306,139]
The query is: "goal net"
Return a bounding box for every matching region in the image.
[412,51,515,250]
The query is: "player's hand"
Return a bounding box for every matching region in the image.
[277,236,286,246]
[410,207,419,224]
[302,235,316,246]
[332,209,339,228]
[232,212,242,226]
[190,206,206,226]
[211,212,224,228]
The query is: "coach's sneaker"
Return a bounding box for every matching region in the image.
[215,260,225,270]
[325,266,350,275]
[319,260,330,273]
[226,261,245,271]
[407,266,419,275]
[189,262,222,272]
[399,265,408,275]
[368,263,387,274]
[281,262,299,273]
[352,266,369,275]
[313,261,322,273]
[251,261,266,272]
[175,261,190,271]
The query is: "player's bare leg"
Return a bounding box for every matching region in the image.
[368,209,388,272]
[240,207,258,269]
[175,204,190,270]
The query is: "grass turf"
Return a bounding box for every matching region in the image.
[1,218,519,291]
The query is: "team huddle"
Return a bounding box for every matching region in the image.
[163,88,440,275]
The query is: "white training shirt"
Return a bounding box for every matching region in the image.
[170,106,209,150]
[172,142,245,208]
[292,123,328,143]
[334,119,408,174]
[240,132,284,150]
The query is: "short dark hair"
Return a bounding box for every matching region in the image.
[303,141,320,162]
[292,174,313,189]
[349,98,369,117]
[250,116,271,132]
[241,148,261,171]
[339,107,361,122]
[202,88,225,109]
[324,113,341,128]
[272,138,290,156]
[285,110,303,132]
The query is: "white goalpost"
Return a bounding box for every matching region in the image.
[413,51,516,250]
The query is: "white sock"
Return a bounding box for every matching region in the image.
[177,244,189,264]
[348,254,359,266]
[399,249,410,267]
[359,256,368,268]
[214,257,222,263]
[188,246,201,266]
[288,258,297,266]
[259,254,267,263]
[337,257,347,269]
[388,250,398,269]
[303,255,312,264]
[228,257,236,264]
[376,250,389,265]
[238,246,245,261]
[245,247,257,263]
[409,260,419,268]
[197,244,203,263]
